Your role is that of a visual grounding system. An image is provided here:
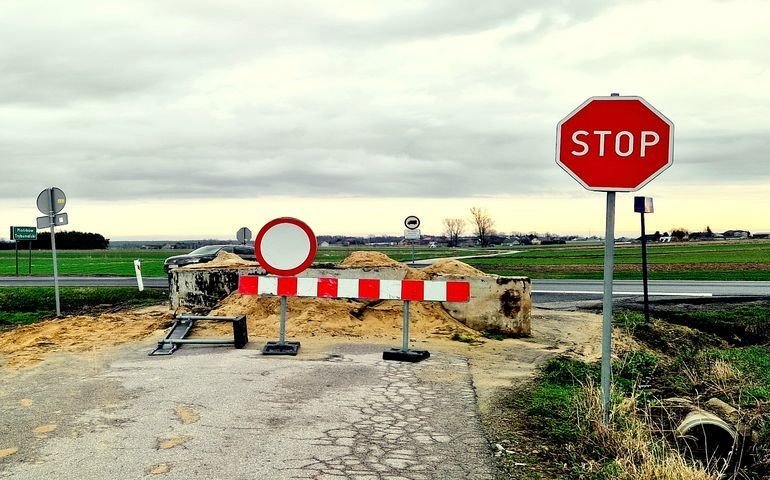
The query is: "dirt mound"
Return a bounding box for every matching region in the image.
[179,251,258,270]
[423,259,486,278]
[203,292,477,339]
[0,308,171,369]
[338,251,428,279]
[339,251,403,268]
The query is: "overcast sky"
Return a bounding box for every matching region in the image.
[2,0,769,240]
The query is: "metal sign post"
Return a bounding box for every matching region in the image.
[10,227,37,276]
[36,187,67,317]
[49,211,61,317]
[255,217,317,356]
[601,192,616,422]
[404,216,421,266]
[556,92,674,423]
[634,196,654,324]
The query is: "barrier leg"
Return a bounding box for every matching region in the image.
[262,296,300,356]
[383,300,430,363]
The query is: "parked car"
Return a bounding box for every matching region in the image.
[163,244,256,273]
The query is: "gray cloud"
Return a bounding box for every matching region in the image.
[0,0,768,206]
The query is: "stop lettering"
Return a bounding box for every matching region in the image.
[570,130,660,158]
[556,96,674,192]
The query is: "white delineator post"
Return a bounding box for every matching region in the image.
[134,260,144,292]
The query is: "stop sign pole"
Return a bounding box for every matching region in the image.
[556,93,674,422]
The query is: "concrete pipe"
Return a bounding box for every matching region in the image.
[676,409,738,462]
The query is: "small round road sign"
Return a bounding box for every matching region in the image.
[236,227,252,244]
[36,187,67,215]
[255,218,317,276]
[404,215,421,230]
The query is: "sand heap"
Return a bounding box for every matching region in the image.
[196,252,486,340]
[423,259,486,278]
[0,254,490,369]
[0,308,172,369]
[205,293,475,340]
[339,251,403,268]
[179,251,259,270]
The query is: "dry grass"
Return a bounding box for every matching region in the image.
[575,381,724,480]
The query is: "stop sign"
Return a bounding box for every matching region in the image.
[556,96,673,191]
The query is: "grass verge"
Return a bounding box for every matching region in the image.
[0,287,168,327]
[487,302,770,479]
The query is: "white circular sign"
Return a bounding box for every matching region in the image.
[404,215,421,230]
[255,218,317,276]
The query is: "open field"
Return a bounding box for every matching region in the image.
[465,240,770,280]
[0,249,172,278]
[1,240,768,280]
[0,247,500,278]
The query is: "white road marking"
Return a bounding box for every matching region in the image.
[533,290,713,297]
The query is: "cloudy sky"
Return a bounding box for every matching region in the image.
[2,0,769,240]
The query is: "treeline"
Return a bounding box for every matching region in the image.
[0,231,109,250]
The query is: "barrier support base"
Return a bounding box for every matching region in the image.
[382,348,430,363]
[262,341,301,356]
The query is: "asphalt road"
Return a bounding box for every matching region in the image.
[532,279,770,304]
[0,343,499,479]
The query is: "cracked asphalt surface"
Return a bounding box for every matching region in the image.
[0,343,499,479]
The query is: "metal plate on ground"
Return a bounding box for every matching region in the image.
[382,348,430,363]
[262,341,301,356]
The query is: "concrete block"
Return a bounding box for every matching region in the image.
[439,275,531,337]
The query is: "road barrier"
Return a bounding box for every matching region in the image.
[239,275,471,362]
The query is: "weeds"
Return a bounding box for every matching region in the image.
[0,287,167,326]
[450,332,478,344]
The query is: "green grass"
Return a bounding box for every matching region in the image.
[707,346,770,403]
[0,249,171,277]
[653,303,770,344]
[465,240,770,280]
[524,356,656,445]
[1,240,768,280]
[0,287,168,326]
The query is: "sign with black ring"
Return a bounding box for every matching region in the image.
[404,216,420,230]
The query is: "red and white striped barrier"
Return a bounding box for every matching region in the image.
[238,276,471,303]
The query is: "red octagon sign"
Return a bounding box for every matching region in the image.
[556,96,674,192]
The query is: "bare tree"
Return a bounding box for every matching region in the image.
[443,218,465,247]
[469,207,495,247]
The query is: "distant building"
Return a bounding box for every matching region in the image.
[723,230,751,239]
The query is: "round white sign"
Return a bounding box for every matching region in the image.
[255,218,317,276]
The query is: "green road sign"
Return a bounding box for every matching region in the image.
[10,226,37,241]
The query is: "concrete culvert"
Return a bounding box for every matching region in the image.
[676,409,738,465]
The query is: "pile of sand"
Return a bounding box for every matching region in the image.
[0,308,172,369]
[423,259,486,278]
[0,253,489,369]
[201,251,483,338]
[339,251,403,268]
[179,251,259,270]
[201,292,477,340]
